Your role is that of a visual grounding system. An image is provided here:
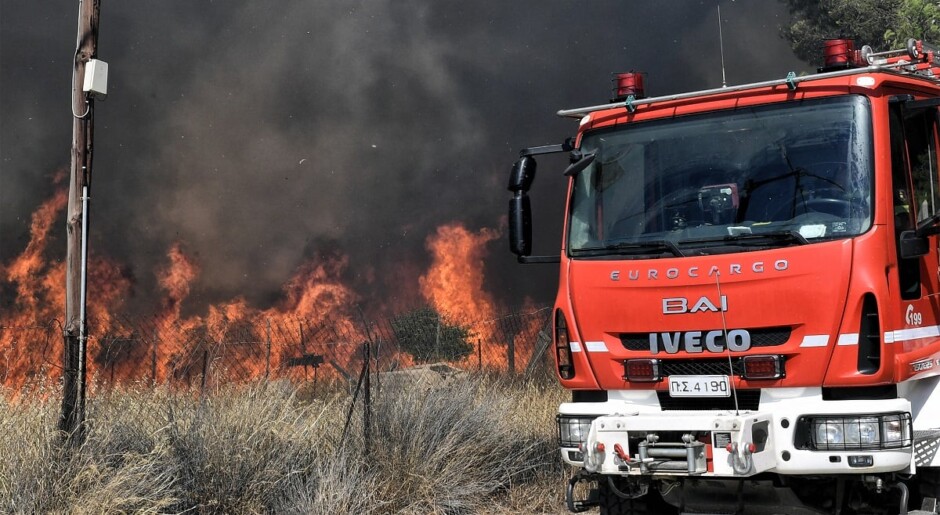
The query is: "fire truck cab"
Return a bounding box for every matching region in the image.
[509,40,940,514]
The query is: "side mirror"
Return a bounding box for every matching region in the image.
[509,194,532,256]
[900,230,929,259]
[508,156,537,192]
[505,146,564,264]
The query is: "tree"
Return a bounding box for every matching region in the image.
[780,0,902,65]
[886,0,940,48]
[780,0,940,66]
[391,307,474,364]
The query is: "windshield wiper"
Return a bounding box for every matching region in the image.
[573,239,686,258]
[731,230,809,245]
[682,230,809,247]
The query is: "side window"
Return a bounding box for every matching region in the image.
[889,103,940,300]
[905,108,940,222]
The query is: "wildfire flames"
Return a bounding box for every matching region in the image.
[1,184,545,390]
[420,224,499,322]
[1,175,133,388]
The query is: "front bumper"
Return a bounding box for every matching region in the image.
[559,389,913,477]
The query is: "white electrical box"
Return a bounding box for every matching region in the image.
[83,59,108,100]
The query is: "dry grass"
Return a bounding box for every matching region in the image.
[0,372,569,513]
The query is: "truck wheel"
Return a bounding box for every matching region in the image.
[598,477,677,515]
[918,467,940,507]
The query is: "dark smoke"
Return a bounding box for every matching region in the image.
[0,1,807,315]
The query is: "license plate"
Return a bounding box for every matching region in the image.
[668,375,731,397]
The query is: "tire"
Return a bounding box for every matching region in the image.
[917,467,940,509]
[598,477,678,515]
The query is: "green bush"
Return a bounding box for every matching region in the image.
[390,307,474,363]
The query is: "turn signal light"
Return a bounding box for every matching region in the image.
[555,310,575,379]
[742,355,785,380]
[624,358,662,382]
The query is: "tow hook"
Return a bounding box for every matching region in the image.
[613,443,630,462]
[726,441,755,475]
[565,470,599,513]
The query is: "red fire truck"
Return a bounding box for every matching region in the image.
[509,39,940,514]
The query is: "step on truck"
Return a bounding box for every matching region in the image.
[508,39,940,514]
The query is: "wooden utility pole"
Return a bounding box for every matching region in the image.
[59,0,101,440]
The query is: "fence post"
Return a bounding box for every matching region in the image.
[434,314,441,363]
[356,306,373,453]
[363,340,371,453]
[200,350,208,397]
[524,310,555,376]
[265,318,272,380]
[299,320,307,381]
[477,338,482,371]
[151,330,158,387]
[508,336,515,376]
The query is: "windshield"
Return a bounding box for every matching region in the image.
[568,95,873,257]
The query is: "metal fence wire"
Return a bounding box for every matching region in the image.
[0,306,555,391]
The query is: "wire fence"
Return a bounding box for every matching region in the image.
[0,306,555,393]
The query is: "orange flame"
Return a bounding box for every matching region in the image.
[418,223,537,369]
[157,242,199,326]
[5,188,67,319]
[3,186,541,389]
[1,183,132,389]
[419,223,500,322]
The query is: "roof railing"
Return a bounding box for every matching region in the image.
[557,39,940,119]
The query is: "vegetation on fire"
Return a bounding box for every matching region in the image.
[0,372,568,514]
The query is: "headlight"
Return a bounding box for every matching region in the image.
[815,419,844,447]
[882,413,913,448]
[797,412,911,451]
[557,415,596,448]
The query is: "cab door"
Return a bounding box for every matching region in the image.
[888,98,940,356]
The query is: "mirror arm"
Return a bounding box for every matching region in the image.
[915,213,940,237]
[918,226,940,237]
[520,137,574,157]
[518,255,561,264]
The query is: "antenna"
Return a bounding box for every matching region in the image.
[714,272,740,415]
[718,3,728,88]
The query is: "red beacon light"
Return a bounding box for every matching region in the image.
[612,72,647,102]
[820,38,863,72]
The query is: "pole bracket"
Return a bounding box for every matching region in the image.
[625,94,637,113]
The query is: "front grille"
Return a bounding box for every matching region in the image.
[622,357,787,379]
[657,390,761,411]
[620,327,791,351]
[661,358,745,376]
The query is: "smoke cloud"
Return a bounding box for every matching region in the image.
[0,0,807,315]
